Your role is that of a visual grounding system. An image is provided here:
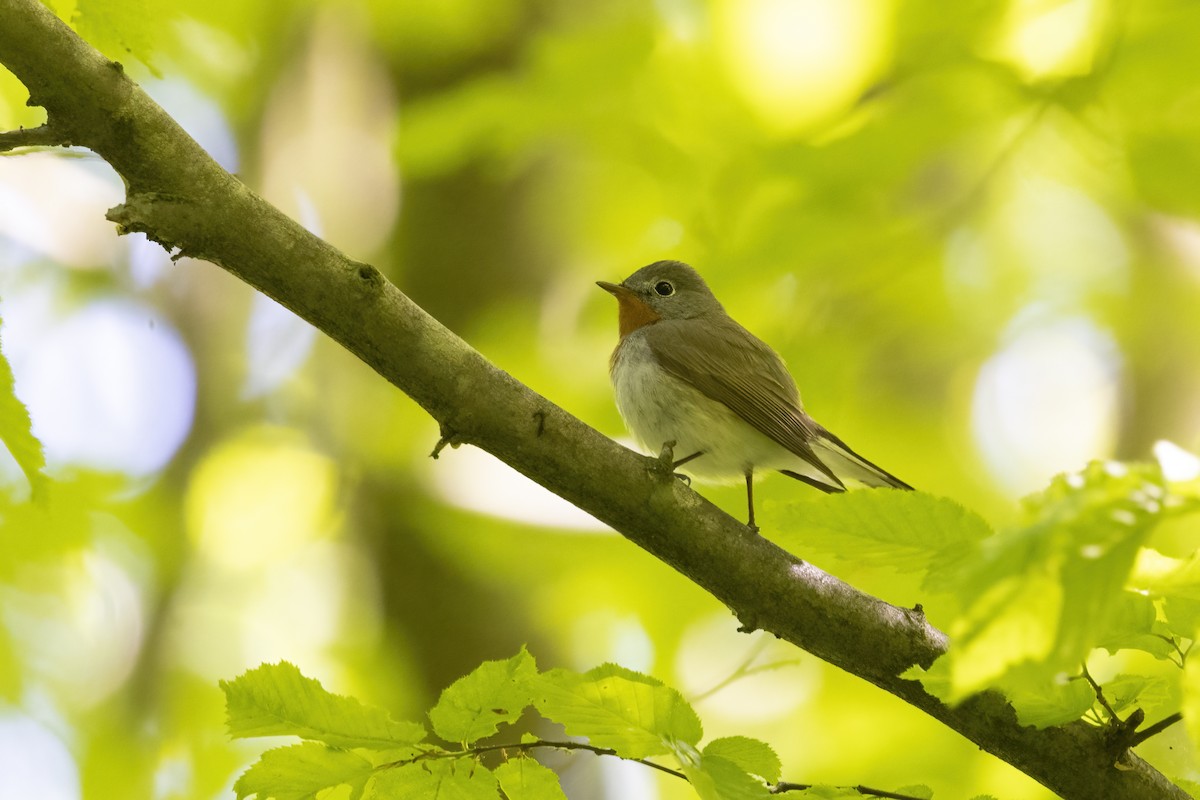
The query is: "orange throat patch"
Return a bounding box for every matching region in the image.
[616,294,661,338]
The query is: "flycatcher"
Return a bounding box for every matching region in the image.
[599,260,912,529]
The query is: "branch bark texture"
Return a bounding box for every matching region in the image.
[0,1,1186,798]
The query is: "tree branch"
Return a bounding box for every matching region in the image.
[0,1,1187,797]
[0,123,71,151]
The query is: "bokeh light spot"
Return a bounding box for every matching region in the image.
[971,314,1121,495]
[0,714,79,800]
[13,298,196,477]
[186,427,339,569]
[675,614,815,722]
[714,0,892,133]
[998,0,1105,81]
[429,445,610,532]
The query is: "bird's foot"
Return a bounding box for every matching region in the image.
[651,440,678,481]
[653,442,700,484]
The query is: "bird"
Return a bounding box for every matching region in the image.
[598,260,912,530]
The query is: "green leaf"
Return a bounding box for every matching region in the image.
[783,787,860,799]
[366,759,497,800]
[1184,656,1200,759]
[893,787,933,800]
[233,743,374,800]
[72,0,162,74]
[922,462,1166,699]
[221,662,426,750]
[532,664,702,759]
[1003,667,1095,728]
[1102,673,1175,719]
[1095,592,1176,660]
[681,755,771,800]
[1161,595,1200,640]
[0,325,46,499]
[762,490,992,585]
[493,758,567,800]
[429,648,537,743]
[701,737,780,782]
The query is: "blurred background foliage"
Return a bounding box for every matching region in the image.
[2,0,1200,797]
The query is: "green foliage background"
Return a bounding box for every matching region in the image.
[3,0,1200,798]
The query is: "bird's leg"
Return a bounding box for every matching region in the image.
[745,471,759,533]
[654,441,702,485]
[671,450,704,485]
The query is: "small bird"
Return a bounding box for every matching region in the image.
[598,260,912,529]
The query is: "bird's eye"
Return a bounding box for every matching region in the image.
[654,280,674,297]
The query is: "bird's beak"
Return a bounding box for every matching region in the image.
[596,280,631,298]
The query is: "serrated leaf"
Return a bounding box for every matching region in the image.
[893,786,933,800]
[1103,673,1175,719]
[221,662,425,750]
[430,648,537,743]
[494,758,566,800]
[72,0,162,74]
[701,737,780,782]
[682,755,771,800]
[1096,592,1176,659]
[933,462,1166,698]
[763,490,991,583]
[1003,667,1095,728]
[0,325,46,499]
[532,664,701,759]
[366,759,497,800]
[233,743,373,800]
[774,784,859,798]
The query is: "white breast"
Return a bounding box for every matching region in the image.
[609,333,810,484]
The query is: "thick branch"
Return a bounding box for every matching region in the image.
[0,2,1186,798]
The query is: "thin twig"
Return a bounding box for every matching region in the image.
[382,738,935,800]
[0,123,70,152]
[1131,713,1184,747]
[1081,663,1118,722]
[690,636,787,703]
[772,782,931,799]
[378,739,688,781]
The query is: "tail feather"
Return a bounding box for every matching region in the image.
[779,469,845,493]
[811,426,913,491]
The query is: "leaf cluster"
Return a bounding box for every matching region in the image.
[765,459,1200,732]
[222,650,790,800]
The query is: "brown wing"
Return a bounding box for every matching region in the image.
[643,317,844,489]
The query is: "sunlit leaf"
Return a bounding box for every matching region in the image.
[366,759,497,800]
[233,743,374,800]
[1102,673,1175,720]
[0,323,46,499]
[72,0,162,74]
[763,490,992,585]
[493,758,566,800]
[701,737,780,782]
[682,754,771,800]
[1095,592,1175,660]
[532,664,701,759]
[222,662,426,749]
[925,462,1167,698]
[1002,667,1095,728]
[429,647,537,743]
